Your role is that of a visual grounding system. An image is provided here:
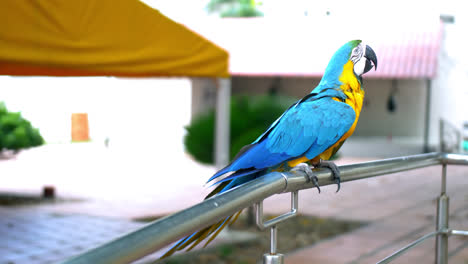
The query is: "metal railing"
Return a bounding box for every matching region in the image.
[62,152,468,264]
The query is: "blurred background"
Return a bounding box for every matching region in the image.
[1,0,468,263]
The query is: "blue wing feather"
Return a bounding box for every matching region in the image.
[266,97,355,159]
[208,93,355,184]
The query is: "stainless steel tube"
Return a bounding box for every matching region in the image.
[377,231,439,264]
[435,194,449,264]
[451,230,468,236]
[62,172,287,264]
[284,152,444,193]
[270,226,277,254]
[62,153,468,264]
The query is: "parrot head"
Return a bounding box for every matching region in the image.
[347,40,378,76]
[319,40,378,87]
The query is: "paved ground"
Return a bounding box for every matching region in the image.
[0,205,256,264]
[1,141,467,263]
[0,207,144,264]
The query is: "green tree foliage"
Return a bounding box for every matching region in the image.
[0,102,44,152]
[184,95,295,164]
[206,0,263,17]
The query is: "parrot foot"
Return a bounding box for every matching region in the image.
[313,160,341,192]
[291,163,321,193]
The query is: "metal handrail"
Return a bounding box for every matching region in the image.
[376,231,440,264]
[62,152,468,264]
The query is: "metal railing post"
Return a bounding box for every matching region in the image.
[435,164,449,264]
[263,225,284,264]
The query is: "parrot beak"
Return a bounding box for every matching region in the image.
[363,45,378,74]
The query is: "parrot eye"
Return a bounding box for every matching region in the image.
[352,44,368,76]
[350,45,363,63]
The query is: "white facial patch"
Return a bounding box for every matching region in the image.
[353,42,366,76]
[353,55,366,76]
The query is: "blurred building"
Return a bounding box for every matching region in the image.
[188,15,467,156]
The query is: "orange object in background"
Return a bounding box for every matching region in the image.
[71,113,89,141]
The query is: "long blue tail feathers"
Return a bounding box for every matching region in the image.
[161,168,261,259]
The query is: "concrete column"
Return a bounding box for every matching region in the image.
[215,78,231,169]
[190,78,216,119]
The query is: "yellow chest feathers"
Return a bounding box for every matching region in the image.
[338,60,365,117]
[313,61,365,161]
[330,60,365,145]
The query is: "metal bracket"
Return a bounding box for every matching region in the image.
[255,191,299,230]
[255,191,299,264]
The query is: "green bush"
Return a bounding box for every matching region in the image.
[0,102,44,152]
[184,95,295,165]
[206,0,263,18]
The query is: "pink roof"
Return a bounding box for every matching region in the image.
[185,17,442,79]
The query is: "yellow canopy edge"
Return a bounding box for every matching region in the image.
[0,0,229,78]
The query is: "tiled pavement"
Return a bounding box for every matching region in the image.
[0,206,258,264]
[0,207,144,264]
[1,143,468,264]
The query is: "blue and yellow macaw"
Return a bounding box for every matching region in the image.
[162,40,377,258]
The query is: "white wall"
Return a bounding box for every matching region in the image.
[232,76,320,97]
[429,21,468,149]
[356,79,427,139]
[0,76,192,152]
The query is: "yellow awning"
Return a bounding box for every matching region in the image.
[0,0,229,78]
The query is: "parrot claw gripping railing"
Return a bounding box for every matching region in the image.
[62,153,468,264]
